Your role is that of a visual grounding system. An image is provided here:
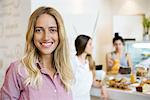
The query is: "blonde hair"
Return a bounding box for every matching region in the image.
[22,6,73,91]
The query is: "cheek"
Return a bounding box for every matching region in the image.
[55,35,59,44]
[89,46,92,51]
[33,35,41,47]
[33,36,38,44]
[56,34,59,41]
[88,46,92,52]
[114,45,117,48]
[33,34,38,41]
[56,36,59,43]
[119,44,123,47]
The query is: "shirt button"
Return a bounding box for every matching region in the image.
[54,89,57,93]
[54,75,57,78]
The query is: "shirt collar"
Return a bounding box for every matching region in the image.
[35,58,59,76]
[35,58,43,69]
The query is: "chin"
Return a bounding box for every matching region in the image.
[40,50,53,55]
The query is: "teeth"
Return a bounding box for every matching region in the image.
[41,42,52,48]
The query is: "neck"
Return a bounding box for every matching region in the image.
[114,50,124,59]
[40,54,56,79]
[115,50,123,55]
[40,54,53,69]
[77,53,87,64]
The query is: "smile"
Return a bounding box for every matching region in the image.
[40,42,53,48]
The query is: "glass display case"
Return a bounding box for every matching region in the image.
[125,41,150,69]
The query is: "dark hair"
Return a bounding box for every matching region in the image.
[75,35,91,56]
[75,35,95,71]
[113,33,124,45]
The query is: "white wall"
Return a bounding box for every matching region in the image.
[113,15,143,41]
[94,0,113,70]
[112,0,149,15]
[0,0,31,86]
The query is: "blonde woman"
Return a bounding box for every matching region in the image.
[71,35,108,100]
[0,7,73,100]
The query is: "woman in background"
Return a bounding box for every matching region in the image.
[72,35,108,100]
[106,33,132,74]
[0,6,73,100]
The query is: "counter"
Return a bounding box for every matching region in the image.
[92,72,150,100]
[91,87,150,100]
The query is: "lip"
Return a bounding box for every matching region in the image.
[40,42,53,48]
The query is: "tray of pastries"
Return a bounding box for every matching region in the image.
[143,80,150,84]
[107,78,130,90]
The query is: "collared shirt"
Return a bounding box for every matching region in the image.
[0,60,72,100]
[71,56,93,100]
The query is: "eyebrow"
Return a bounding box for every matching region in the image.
[35,26,57,29]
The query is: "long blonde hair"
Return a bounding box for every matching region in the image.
[22,6,73,91]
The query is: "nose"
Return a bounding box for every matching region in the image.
[43,29,50,40]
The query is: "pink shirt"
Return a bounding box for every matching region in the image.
[0,60,72,100]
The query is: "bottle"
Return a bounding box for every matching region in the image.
[130,73,136,83]
[111,59,120,74]
[146,67,150,80]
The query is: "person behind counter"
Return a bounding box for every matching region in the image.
[106,33,133,74]
[71,35,108,100]
[0,6,73,100]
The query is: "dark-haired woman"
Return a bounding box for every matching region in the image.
[106,33,132,74]
[71,35,108,100]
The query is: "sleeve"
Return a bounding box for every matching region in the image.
[0,63,21,100]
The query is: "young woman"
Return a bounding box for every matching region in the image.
[0,7,73,100]
[71,35,108,100]
[106,33,132,74]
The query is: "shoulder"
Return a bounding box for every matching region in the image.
[70,55,79,73]
[106,52,113,57]
[6,60,28,79]
[125,52,130,57]
[125,52,131,60]
[6,60,22,74]
[71,55,78,65]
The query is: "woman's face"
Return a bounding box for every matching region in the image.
[34,14,59,56]
[113,40,124,52]
[85,39,93,55]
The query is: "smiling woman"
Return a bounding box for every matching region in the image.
[34,14,59,55]
[0,6,73,100]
